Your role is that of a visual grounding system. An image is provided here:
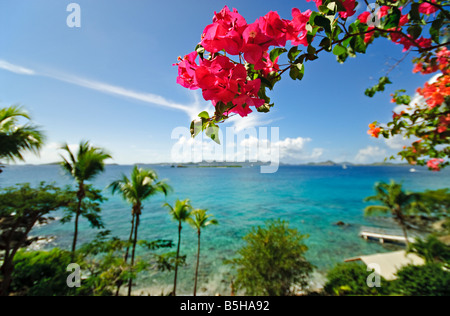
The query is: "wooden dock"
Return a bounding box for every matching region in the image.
[359,226,417,245]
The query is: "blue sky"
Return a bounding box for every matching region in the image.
[0,0,436,164]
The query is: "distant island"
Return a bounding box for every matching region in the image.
[10,160,412,168]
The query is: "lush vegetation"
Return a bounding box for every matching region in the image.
[228,220,313,296]
[1,0,449,297]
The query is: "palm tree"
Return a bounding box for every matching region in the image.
[0,105,45,164]
[109,166,171,296]
[364,180,418,246]
[60,141,111,256]
[187,209,218,296]
[163,199,192,296]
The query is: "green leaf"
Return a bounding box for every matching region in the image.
[205,123,220,144]
[319,37,332,51]
[384,7,401,30]
[333,45,347,56]
[289,63,304,81]
[307,45,316,55]
[288,46,301,62]
[214,101,228,118]
[309,11,320,26]
[190,119,202,138]
[364,76,392,97]
[198,111,209,119]
[351,36,367,54]
[269,48,287,63]
[430,18,443,44]
[409,3,421,22]
[407,25,422,40]
[314,15,332,34]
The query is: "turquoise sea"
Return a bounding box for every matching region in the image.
[1,164,449,295]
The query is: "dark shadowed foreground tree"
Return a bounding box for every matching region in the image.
[229,219,313,296]
[0,183,70,296]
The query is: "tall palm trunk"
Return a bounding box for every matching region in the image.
[193,230,201,296]
[128,213,140,296]
[173,221,182,296]
[396,208,410,247]
[71,182,84,259]
[115,212,135,296]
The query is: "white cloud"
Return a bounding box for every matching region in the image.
[354,146,387,164]
[0,59,208,119]
[226,112,276,132]
[170,132,323,164]
[0,60,35,75]
[19,142,78,165]
[384,134,417,150]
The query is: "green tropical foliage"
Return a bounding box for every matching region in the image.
[60,141,111,255]
[393,263,450,296]
[408,235,450,264]
[0,183,71,296]
[0,105,45,164]
[229,219,313,296]
[364,180,420,245]
[324,262,393,296]
[109,166,171,296]
[10,248,75,296]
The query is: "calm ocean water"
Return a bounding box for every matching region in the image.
[1,164,449,295]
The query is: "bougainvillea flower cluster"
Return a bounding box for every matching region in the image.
[174,6,313,117]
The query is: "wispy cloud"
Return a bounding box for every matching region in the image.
[0,60,35,75]
[0,59,207,119]
[354,146,387,164]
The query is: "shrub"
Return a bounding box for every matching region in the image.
[324,262,393,296]
[229,219,313,296]
[393,263,450,296]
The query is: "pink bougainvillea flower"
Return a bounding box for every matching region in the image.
[416,37,433,49]
[258,11,288,47]
[212,5,247,29]
[399,13,409,27]
[228,79,265,117]
[427,158,444,171]
[378,6,390,19]
[174,51,200,90]
[389,31,415,52]
[201,6,247,55]
[243,43,265,65]
[357,11,371,24]
[195,56,238,104]
[287,8,311,46]
[419,0,439,15]
[364,26,376,44]
[339,0,357,19]
[258,51,280,76]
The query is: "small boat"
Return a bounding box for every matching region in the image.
[410,168,417,173]
[342,164,348,170]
